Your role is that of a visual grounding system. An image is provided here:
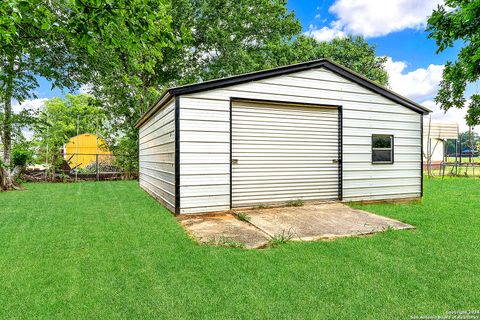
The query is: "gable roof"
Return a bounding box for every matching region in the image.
[136,58,430,128]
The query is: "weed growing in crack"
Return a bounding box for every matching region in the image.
[286,199,304,207]
[268,229,294,247]
[235,212,251,222]
[205,236,246,249]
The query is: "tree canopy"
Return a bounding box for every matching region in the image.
[88,2,388,162]
[33,94,105,160]
[0,0,179,165]
[427,0,480,127]
[1,0,391,189]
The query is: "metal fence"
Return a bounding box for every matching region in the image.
[25,153,138,182]
[424,157,480,178]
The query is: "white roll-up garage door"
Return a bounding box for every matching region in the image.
[231,100,340,208]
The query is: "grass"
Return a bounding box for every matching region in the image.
[1,179,479,319]
[204,236,246,249]
[234,212,251,222]
[268,230,294,248]
[446,156,480,163]
[285,199,305,207]
[427,164,480,177]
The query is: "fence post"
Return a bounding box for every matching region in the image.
[96,154,99,181]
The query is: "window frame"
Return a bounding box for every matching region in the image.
[371,134,394,164]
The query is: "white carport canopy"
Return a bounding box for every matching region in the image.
[423,120,459,140]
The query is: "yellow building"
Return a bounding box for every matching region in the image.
[64,133,111,168]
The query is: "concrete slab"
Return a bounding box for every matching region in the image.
[178,214,269,249]
[244,203,414,241]
[178,203,414,249]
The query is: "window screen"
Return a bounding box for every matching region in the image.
[372,135,393,164]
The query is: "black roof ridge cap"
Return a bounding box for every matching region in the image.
[170,59,330,95]
[323,60,431,114]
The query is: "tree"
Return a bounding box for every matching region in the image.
[90,0,388,170]
[1,0,179,190]
[2,0,390,190]
[181,0,301,81]
[427,1,480,127]
[179,2,387,85]
[273,35,389,86]
[33,94,105,166]
[0,0,80,166]
[86,0,302,172]
[459,130,479,152]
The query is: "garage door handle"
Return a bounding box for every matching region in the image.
[332,159,339,163]
[232,159,239,165]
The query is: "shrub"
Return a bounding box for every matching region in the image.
[12,146,33,167]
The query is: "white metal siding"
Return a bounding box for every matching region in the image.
[179,67,421,213]
[139,99,176,212]
[178,98,230,214]
[232,101,339,207]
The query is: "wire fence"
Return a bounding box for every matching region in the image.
[424,157,480,178]
[24,153,138,182]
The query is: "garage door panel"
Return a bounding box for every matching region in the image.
[234,165,339,171]
[233,182,339,193]
[233,170,339,178]
[232,105,339,117]
[234,160,339,166]
[230,135,339,143]
[232,101,340,207]
[233,178,339,186]
[233,192,339,206]
[233,174,339,183]
[233,123,338,132]
[233,128,339,136]
[234,146,338,151]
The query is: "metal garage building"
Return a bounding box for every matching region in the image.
[135,59,430,214]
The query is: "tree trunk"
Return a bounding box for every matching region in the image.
[0,56,19,191]
[0,165,21,191]
[2,56,14,166]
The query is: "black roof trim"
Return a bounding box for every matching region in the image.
[136,58,430,127]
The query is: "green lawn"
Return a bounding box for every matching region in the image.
[446,156,480,163]
[1,180,479,319]
[428,162,480,177]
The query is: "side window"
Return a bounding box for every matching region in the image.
[372,135,394,164]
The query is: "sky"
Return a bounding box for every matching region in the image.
[14,0,478,133]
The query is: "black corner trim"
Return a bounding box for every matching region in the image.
[174,96,180,214]
[338,106,343,201]
[420,115,424,198]
[229,99,233,210]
